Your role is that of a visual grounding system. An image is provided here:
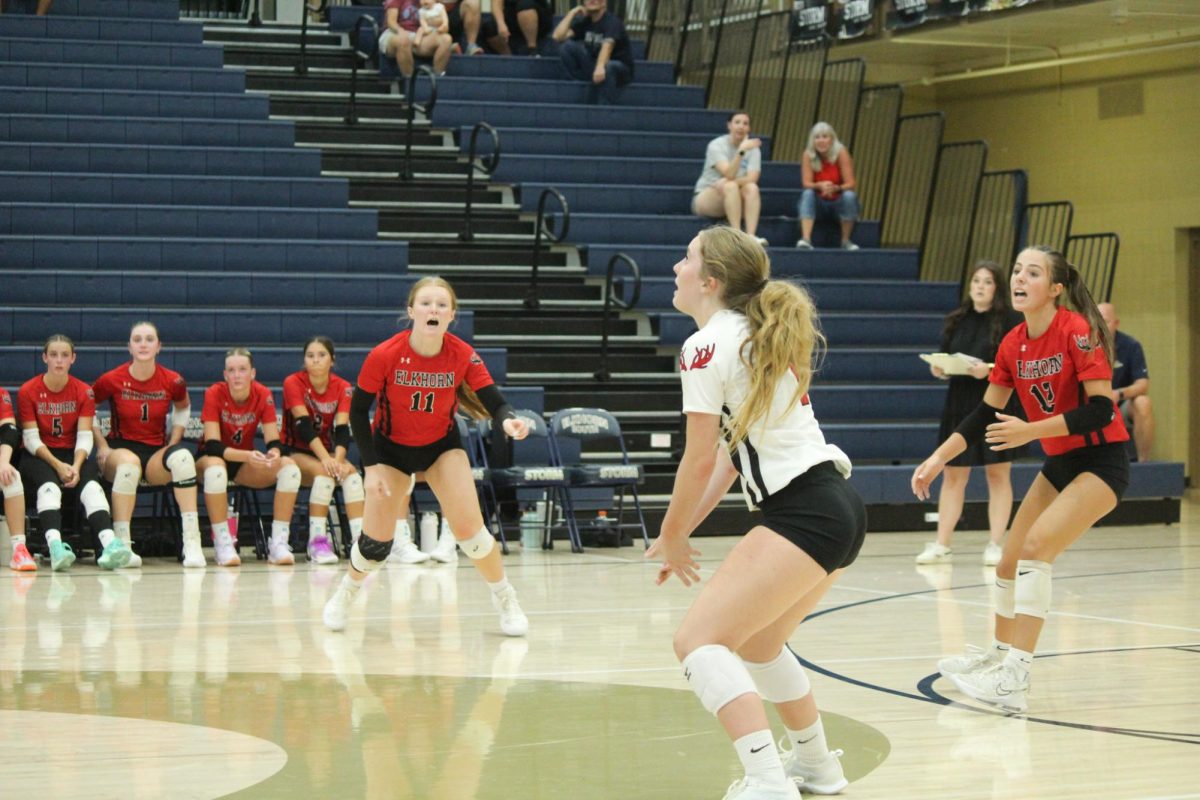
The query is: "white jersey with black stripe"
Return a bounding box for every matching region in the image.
[679,309,851,509]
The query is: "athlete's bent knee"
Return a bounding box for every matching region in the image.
[203,464,228,495]
[112,462,141,496]
[36,482,62,512]
[742,647,811,704]
[164,444,197,488]
[276,462,301,493]
[459,525,494,560]
[340,471,364,504]
[682,644,758,715]
[350,532,392,574]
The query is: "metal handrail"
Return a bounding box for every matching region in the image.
[397,65,439,176]
[343,13,380,123]
[594,253,641,381]
[525,187,569,311]
[295,0,328,76]
[249,0,262,27]
[458,121,500,238]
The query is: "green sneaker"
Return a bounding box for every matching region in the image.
[97,538,132,570]
[49,540,76,572]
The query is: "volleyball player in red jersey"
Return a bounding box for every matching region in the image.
[323,277,531,636]
[1,386,35,571]
[17,335,129,571]
[93,322,204,568]
[281,336,365,565]
[196,348,302,567]
[913,246,1129,713]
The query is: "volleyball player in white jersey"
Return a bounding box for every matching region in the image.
[648,227,866,799]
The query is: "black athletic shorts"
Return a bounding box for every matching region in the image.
[756,460,867,574]
[107,438,163,474]
[18,446,102,490]
[502,0,551,37]
[374,425,463,476]
[1040,441,1129,500]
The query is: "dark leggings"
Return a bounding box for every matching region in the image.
[18,448,113,536]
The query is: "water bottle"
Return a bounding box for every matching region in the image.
[520,507,541,550]
[419,511,439,553]
[226,501,239,543]
[592,509,616,546]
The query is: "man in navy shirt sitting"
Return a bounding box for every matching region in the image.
[552,0,634,105]
[1100,302,1154,461]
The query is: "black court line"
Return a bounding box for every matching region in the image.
[798,565,1200,745]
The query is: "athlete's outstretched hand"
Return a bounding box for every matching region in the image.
[646,534,701,587]
[911,453,945,501]
[986,412,1034,450]
[364,465,392,500]
[502,417,529,441]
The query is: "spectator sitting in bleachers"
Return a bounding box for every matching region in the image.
[1099,302,1154,461]
[492,0,552,56]
[415,0,449,50]
[692,111,767,246]
[795,122,860,251]
[445,0,496,56]
[0,0,53,15]
[380,0,453,78]
[552,0,634,105]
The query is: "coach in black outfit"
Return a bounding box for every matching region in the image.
[553,0,634,105]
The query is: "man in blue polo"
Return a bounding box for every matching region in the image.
[1099,303,1154,462]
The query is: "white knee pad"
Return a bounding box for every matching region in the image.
[340,471,364,504]
[310,475,336,506]
[80,481,110,516]
[112,462,141,496]
[275,462,301,493]
[1,472,22,498]
[993,576,1015,619]
[164,446,197,487]
[1014,560,1052,619]
[459,525,495,560]
[203,465,228,495]
[743,647,811,704]
[37,482,62,512]
[681,644,758,716]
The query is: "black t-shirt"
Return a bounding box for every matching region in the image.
[1112,329,1148,391]
[569,12,634,74]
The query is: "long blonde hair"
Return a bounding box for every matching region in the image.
[407,276,489,420]
[696,227,825,450]
[804,121,843,169]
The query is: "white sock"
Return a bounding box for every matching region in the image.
[487,577,511,595]
[1005,647,1034,679]
[310,517,328,540]
[350,517,363,541]
[11,534,25,547]
[990,638,1011,659]
[394,519,411,543]
[181,511,200,536]
[786,717,830,764]
[98,530,115,547]
[114,521,131,542]
[733,730,786,785]
[343,573,364,591]
[271,520,290,545]
[45,529,62,545]
[212,521,231,545]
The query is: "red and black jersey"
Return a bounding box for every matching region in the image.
[17,375,96,449]
[201,381,277,451]
[92,362,188,447]
[358,330,493,447]
[991,306,1129,456]
[0,387,14,422]
[282,370,352,452]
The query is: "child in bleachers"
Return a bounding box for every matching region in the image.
[196,347,301,567]
[17,335,130,571]
[93,321,205,568]
[280,336,364,565]
[415,0,449,50]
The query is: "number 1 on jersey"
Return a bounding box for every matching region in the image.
[410,391,435,414]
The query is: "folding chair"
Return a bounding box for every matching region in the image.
[488,409,580,552]
[549,407,649,548]
[459,415,509,554]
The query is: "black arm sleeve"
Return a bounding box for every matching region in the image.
[953,401,1003,446]
[333,424,351,449]
[1063,394,1116,436]
[264,439,283,454]
[0,422,19,450]
[203,439,225,458]
[475,384,514,423]
[294,416,319,448]
[350,387,378,467]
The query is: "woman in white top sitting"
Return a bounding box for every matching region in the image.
[692,111,767,247]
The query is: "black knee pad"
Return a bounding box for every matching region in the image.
[351,533,394,573]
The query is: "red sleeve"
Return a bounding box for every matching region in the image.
[282,374,306,412]
[1067,319,1112,383]
[357,343,389,394]
[16,387,35,426]
[463,348,494,392]
[170,371,188,403]
[77,382,96,417]
[0,389,14,421]
[989,332,1015,388]
[91,371,114,403]
[201,385,222,423]
[337,376,353,415]
[258,384,278,426]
